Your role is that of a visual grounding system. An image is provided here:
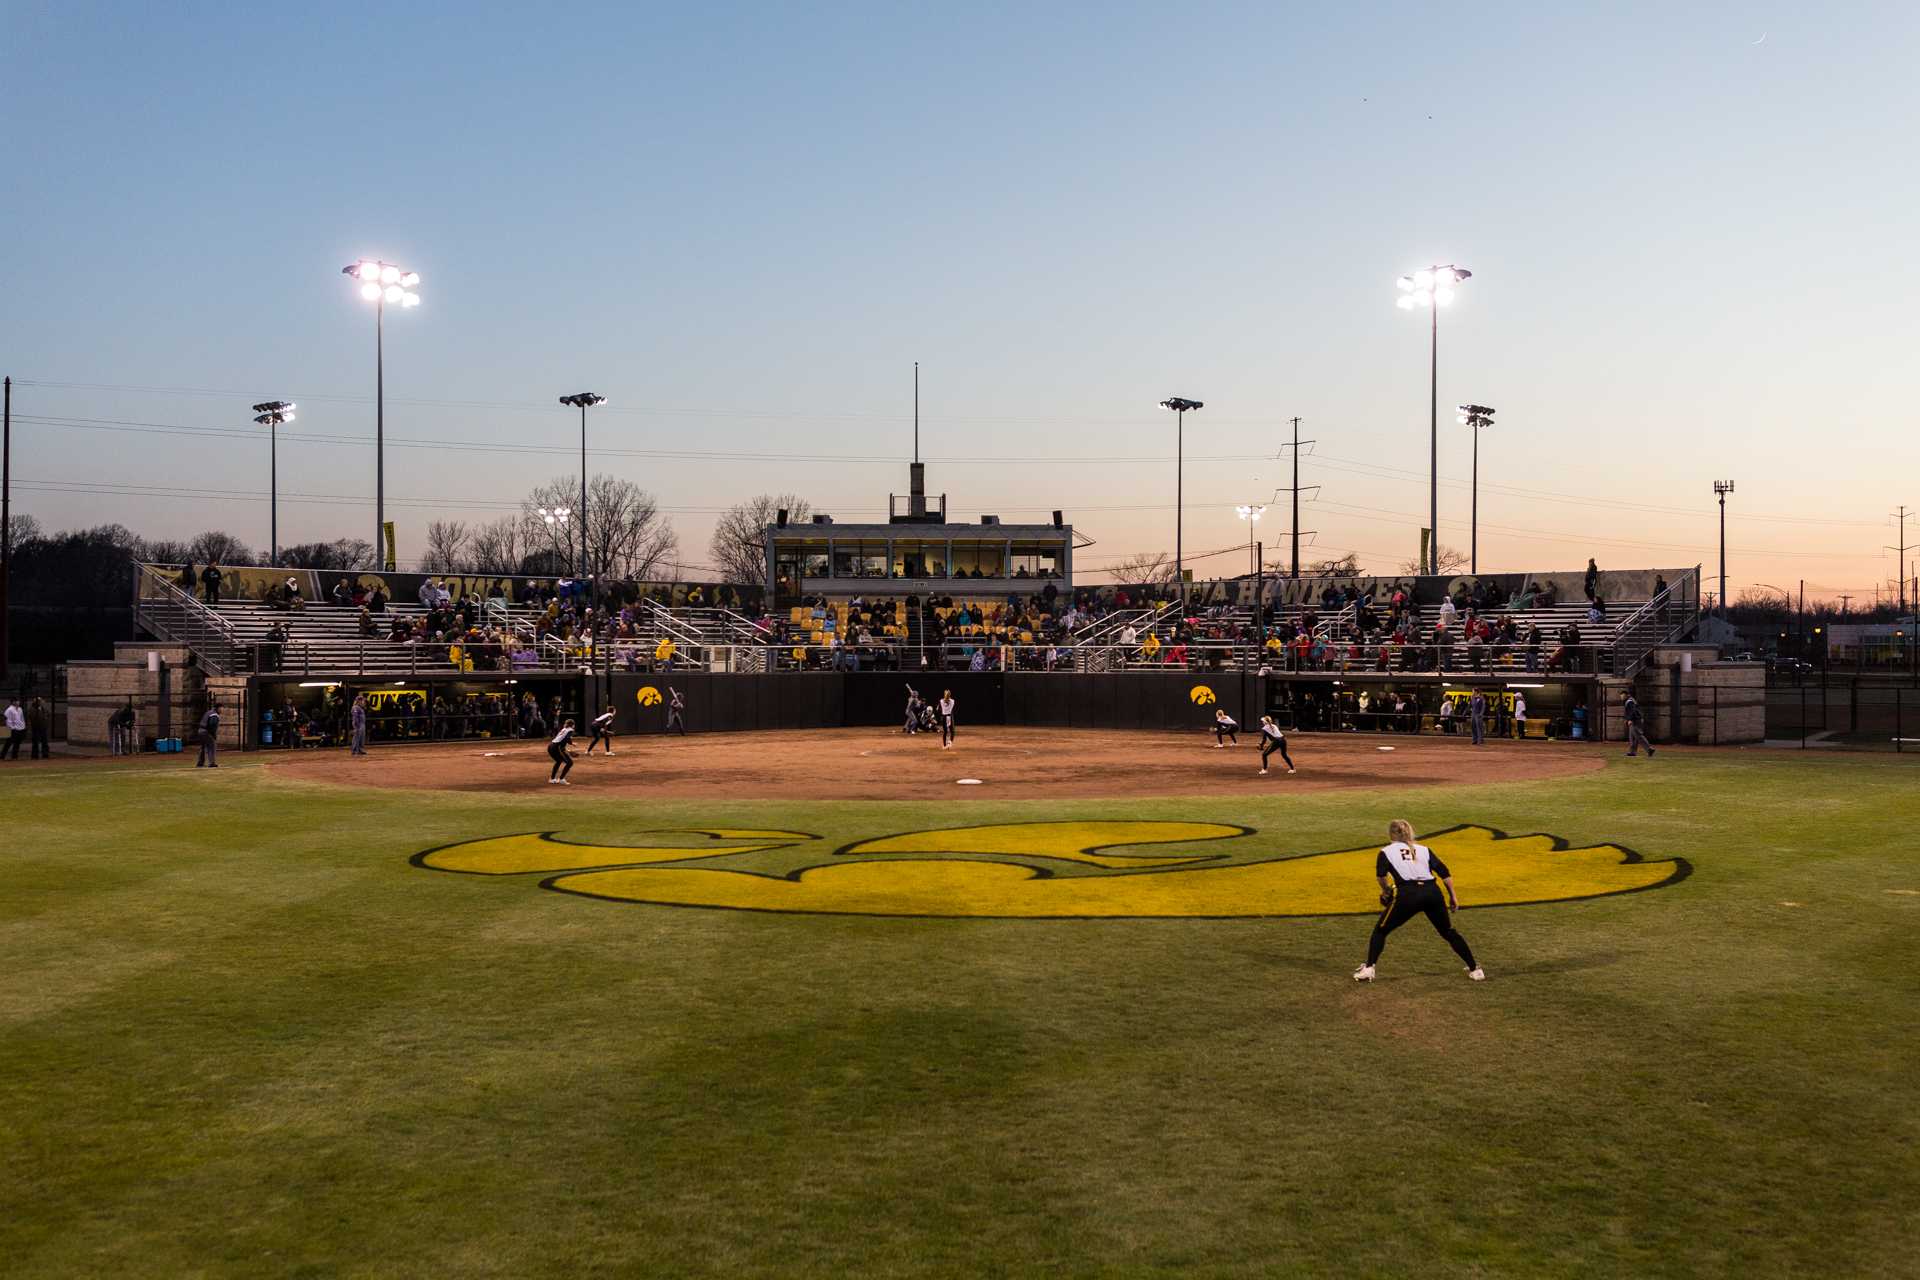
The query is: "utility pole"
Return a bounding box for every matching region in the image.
[1839,594,1852,615]
[1889,506,1912,617]
[1713,481,1735,615]
[1276,416,1319,578]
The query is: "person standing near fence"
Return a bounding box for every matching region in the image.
[1513,692,1528,740]
[201,562,223,605]
[27,697,50,760]
[666,687,687,736]
[1623,692,1657,757]
[1469,689,1488,746]
[350,694,369,756]
[2,699,25,760]
[195,703,221,768]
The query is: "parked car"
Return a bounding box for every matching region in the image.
[1768,657,1813,677]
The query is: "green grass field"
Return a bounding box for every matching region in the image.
[5,745,1919,1277]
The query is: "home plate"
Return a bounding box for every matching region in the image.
[957,778,985,785]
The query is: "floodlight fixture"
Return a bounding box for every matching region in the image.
[1395,263,1473,573]
[251,400,297,565]
[341,259,422,565]
[1159,396,1205,606]
[558,393,610,578]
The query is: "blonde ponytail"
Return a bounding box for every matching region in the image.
[1387,819,1416,846]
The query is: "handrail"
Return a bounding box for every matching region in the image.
[1612,567,1699,679]
[132,562,239,674]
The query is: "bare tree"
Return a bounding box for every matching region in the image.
[1102,551,1180,585]
[280,538,375,570]
[1398,545,1469,576]
[420,520,471,573]
[189,530,255,566]
[465,516,524,576]
[520,474,677,581]
[709,493,811,585]
[5,512,45,547]
[1295,552,1361,577]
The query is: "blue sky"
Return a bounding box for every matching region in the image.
[4,0,1917,600]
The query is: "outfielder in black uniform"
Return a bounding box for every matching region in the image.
[1256,715,1294,775]
[1213,708,1239,747]
[585,707,617,756]
[1354,820,1484,982]
[547,720,577,784]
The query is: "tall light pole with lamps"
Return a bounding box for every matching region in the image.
[341,260,420,568]
[1396,265,1471,575]
[1456,404,1495,573]
[1234,504,1266,576]
[558,393,607,580]
[250,401,296,566]
[1160,397,1203,608]
[1713,480,1735,613]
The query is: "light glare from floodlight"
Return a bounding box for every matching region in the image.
[360,282,381,300]
[380,265,401,284]
[400,272,420,287]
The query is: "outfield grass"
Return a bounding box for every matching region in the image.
[4,747,1918,1277]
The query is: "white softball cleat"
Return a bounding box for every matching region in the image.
[1353,964,1376,982]
[1467,968,1486,981]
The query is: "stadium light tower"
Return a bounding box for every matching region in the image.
[1456,405,1495,573]
[341,259,421,568]
[251,401,297,566]
[558,393,608,580]
[1235,503,1266,576]
[1396,265,1471,575]
[1160,397,1204,608]
[1714,480,1735,614]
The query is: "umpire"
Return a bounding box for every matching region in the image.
[195,702,221,768]
[1623,692,1657,757]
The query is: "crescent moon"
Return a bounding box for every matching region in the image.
[1752,32,1767,44]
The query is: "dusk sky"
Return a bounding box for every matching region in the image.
[4,1,1916,601]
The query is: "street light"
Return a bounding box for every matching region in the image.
[558,393,608,580]
[1396,264,1471,575]
[251,401,296,566]
[341,259,421,569]
[1456,404,1495,573]
[1160,397,1204,608]
[1234,503,1267,576]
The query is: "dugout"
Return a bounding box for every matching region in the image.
[251,674,584,749]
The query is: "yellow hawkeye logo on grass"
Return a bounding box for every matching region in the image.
[635,686,662,707]
[1188,685,1217,705]
[413,822,1686,919]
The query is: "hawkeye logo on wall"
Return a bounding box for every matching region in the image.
[1188,685,1217,705]
[411,822,1686,919]
[635,686,663,707]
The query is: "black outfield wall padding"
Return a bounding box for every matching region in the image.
[609,670,1264,737]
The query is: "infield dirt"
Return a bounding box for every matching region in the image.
[267,726,1608,800]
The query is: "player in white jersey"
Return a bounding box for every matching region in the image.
[1353,819,1484,982]
[938,691,956,748]
[584,706,617,756]
[1256,716,1294,775]
[1212,708,1239,747]
[547,720,578,785]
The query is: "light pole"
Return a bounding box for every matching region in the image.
[558,393,607,580]
[1160,397,1203,608]
[1235,504,1267,576]
[1456,405,1495,573]
[1714,480,1735,614]
[251,401,296,566]
[1396,265,1471,574]
[341,260,420,568]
